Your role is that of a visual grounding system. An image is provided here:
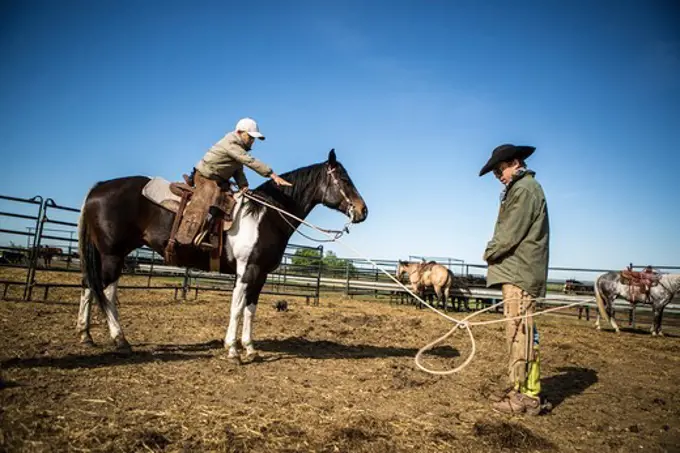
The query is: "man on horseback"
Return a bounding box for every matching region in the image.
[175,117,292,249]
[479,143,551,415]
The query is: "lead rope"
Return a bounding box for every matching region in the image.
[242,189,592,375]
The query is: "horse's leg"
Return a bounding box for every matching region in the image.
[608,297,620,333]
[225,277,248,360]
[241,276,267,359]
[651,305,665,336]
[434,285,444,310]
[225,261,262,360]
[410,282,420,308]
[101,280,131,351]
[76,287,95,345]
[98,255,130,351]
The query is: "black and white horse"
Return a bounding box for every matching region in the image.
[594,271,680,335]
[77,149,368,359]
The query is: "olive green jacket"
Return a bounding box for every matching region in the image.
[195,132,273,188]
[484,171,550,297]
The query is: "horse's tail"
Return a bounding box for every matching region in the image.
[78,188,107,313]
[594,273,611,326]
[446,269,471,295]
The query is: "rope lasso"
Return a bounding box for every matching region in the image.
[241,191,593,375]
[241,191,351,242]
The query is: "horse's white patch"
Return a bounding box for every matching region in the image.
[225,280,249,356]
[77,288,93,334]
[223,199,265,355]
[242,304,257,354]
[227,199,265,266]
[101,281,123,340]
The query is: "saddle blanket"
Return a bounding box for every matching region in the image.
[141,177,243,231]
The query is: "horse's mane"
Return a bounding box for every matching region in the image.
[244,162,326,217]
[244,159,352,217]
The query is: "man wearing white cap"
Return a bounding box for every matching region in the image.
[176,117,291,248]
[196,117,291,189]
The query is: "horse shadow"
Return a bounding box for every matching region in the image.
[0,339,456,369]
[0,344,218,370]
[256,337,459,360]
[0,379,21,390]
[541,366,598,408]
[136,339,225,352]
[615,327,679,338]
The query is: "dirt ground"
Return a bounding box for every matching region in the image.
[1,269,679,453]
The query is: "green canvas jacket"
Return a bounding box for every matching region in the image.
[484,171,550,297]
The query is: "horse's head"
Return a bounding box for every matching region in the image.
[396,260,406,278]
[321,149,368,223]
[396,260,414,279]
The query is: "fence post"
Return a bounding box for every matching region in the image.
[66,235,73,270]
[182,268,190,301]
[283,259,288,285]
[23,196,44,301]
[344,259,350,296]
[315,245,323,305]
[629,306,636,328]
[148,250,155,287]
[374,267,379,298]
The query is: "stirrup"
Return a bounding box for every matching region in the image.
[194,229,209,246]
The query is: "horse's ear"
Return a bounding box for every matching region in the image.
[328,148,337,167]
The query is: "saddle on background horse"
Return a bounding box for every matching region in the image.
[620,266,661,301]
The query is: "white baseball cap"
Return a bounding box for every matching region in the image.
[235,117,265,140]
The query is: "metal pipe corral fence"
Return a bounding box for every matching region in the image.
[1,192,678,330]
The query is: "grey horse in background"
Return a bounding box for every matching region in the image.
[594,271,680,336]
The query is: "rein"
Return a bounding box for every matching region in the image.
[241,165,358,243]
[241,190,351,243]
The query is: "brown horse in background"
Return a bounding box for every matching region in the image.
[37,246,63,268]
[396,260,471,310]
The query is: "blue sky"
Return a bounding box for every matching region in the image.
[1,0,678,277]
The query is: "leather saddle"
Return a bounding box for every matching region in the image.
[164,172,236,272]
[620,267,661,300]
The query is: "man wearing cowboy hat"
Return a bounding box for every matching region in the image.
[480,143,550,415]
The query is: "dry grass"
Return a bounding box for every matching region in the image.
[1,268,680,452]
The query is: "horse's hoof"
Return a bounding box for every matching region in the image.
[225,345,242,363]
[113,336,133,354]
[79,333,95,347]
[80,338,96,347]
[244,351,260,362]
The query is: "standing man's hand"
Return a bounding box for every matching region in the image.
[270,172,293,187]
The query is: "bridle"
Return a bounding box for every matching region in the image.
[241,164,357,243]
[323,166,355,221]
[397,263,421,279]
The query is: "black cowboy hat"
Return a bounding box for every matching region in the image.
[479,144,536,176]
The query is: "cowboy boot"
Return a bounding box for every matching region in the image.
[491,391,543,416]
[177,174,220,247]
